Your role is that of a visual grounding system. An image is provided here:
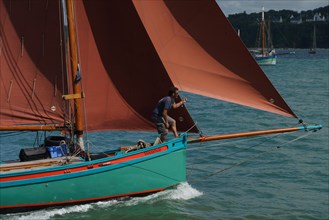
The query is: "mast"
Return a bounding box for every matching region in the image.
[313,25,316,50]
[267,18,271,54]
[65,0,85,150]
[261,6,265,57]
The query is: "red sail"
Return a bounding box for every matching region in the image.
[0,0,67,127]
[133,0,296,118]
[74,1,198,132]
[1,0,296,135]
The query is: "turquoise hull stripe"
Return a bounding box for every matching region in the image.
[1,137,183,178]
[1,149,186,207]
[0,135,187,209]
[1,147,181,187]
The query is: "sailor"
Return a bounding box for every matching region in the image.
[151,86,187,142]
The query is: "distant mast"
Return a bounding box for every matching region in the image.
[261,6,265,57]
[313,25,317,51]
[309,25,316,54]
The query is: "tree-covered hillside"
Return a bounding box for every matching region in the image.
[227,5,329,48]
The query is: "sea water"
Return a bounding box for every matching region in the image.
[1,49,328,220]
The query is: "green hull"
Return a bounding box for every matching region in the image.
[255,54,277,65]
[0,136,187,213]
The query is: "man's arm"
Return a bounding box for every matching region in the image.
[172,98,187,109]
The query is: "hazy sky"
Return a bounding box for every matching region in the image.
[216,0,329,16]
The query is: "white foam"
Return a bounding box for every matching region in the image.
[98,182,203,207]
[4,204,92,220]
[2,182,202,220]
[54,182,203,210]
[166,182,203,200]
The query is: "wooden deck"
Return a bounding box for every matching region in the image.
[0,156,83,173]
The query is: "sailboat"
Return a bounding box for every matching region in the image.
[253,7,277,65]
[309,25,317,54]
[0,0,321,214]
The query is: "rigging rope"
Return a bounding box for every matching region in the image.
[188,131,315,184]
[185,122,199,134]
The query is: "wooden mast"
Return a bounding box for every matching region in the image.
[261,6,265,57]
[65,0,85,150]
[312,25,316,53]
[313,25,316,50]
[267,18,271,55]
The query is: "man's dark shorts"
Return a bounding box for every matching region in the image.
[152,115,175,135]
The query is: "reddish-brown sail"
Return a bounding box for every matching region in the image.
[0,0,198,133]
[1,0,296,136]
[74,0,198,132]
[133,0,296,118]
[0,0,67,127]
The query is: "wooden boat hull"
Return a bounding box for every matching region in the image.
[255,54,277,65]
[0,136,187,213]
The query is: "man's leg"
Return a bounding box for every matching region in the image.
[167,116,179,138]
[160,132,167,142]
[152,116,168,142]
[157,122,168,142]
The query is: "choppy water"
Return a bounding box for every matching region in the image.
[1,49,328,219]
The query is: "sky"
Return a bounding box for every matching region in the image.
[216,0,329,16]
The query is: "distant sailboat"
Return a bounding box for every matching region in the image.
[309,25,317,54]
[253,7,277,65]
[0,0,321,214]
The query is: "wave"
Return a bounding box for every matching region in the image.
[2,182,202,220]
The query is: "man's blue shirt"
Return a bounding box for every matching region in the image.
[152,96,174,121]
